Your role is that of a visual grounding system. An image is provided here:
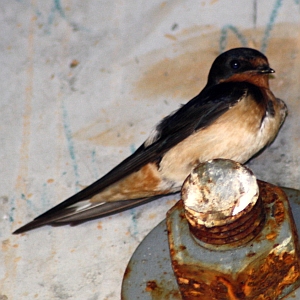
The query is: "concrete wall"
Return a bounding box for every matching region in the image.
[1,0,300,299]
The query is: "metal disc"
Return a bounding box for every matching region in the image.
[121,187,300,299]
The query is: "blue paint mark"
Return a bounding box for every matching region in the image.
[21,193,35,210]
[219,0,300,54]
[44,0,66,34]
[130,209,139,237]
[18,0,89,33]
[219,25,248,53]
[9,209,15,223]
[8,192,38,225]
[91,149,99,178]
[130,144,136,154]
[40,182,51,210]
[8,196,15,223]
[61,100,80,191]
[23,194,39,212]
[260,0,283,53]
[54,0,66,18]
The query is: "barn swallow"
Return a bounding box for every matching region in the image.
[13,47,287,234]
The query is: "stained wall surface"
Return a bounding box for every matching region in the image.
[1,1,300,299]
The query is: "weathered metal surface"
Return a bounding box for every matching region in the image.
[121,185,300,300]
[168,181,300,299]
[182,160,259,229]
[186,197,265,246]
[182,160,265,247]
[121,218,181,300]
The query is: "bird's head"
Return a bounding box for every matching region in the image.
[207,48,274,88]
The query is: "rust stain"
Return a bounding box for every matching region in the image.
[70,59,79,68]
[123,264,131,279]
[169,181,300,299]
[147,213,157,220]
[97,221,103,230]
[160,1,167,9]
[5,8,37,294]
[14,257,21,263]
[74,24,298,151]
[73,120,137,147]
[186,197,265,246]
[172,250,300,300]
[246,252,256,258]
[273,200,285,225]
[134,52,208,101]
[164,33,177,41]
[266,230,277,241]
[87,126,135,146]
[144,279,181,299]
[134,24,298,103]
[217,277,239,300]
[145,280,158,292]
[2,239,10,252]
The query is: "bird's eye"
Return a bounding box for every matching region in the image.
[230,60,240,70]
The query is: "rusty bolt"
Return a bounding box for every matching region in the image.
[182,159,264,249]
[167,159,300,300]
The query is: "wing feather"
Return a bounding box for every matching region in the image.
[13,81,250,233]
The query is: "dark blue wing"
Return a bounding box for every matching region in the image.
[13,81,259,233]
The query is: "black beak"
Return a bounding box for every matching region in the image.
[257,66,275,74]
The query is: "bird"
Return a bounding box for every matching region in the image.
[13,47,287,234]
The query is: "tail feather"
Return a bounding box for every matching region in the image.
[12,195,168,234]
